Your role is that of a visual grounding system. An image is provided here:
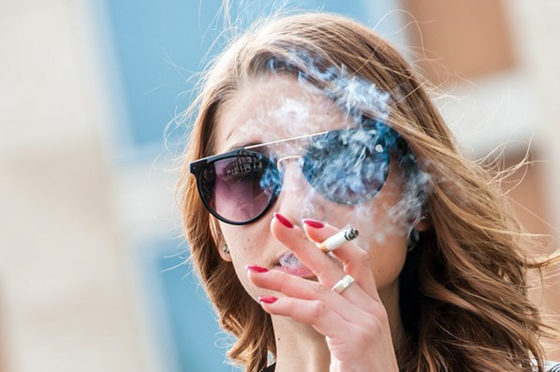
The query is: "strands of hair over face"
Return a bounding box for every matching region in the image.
[177,11,560,372]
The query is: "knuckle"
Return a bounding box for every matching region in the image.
[356,317,383,344]
[357,249,371,266]
[314,266,331,281]
[311,281,330,297]
[277,281,289,294]
[354,328,374,347]
[290,234,309,253]
[365,317,383,334]
[346,248,370,275]
[361,301,378,315]
[373,305,390,323]
[284,298,298,314]
[277,274,294,292]
[309,300,326,318]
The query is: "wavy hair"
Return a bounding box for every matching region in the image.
[177,12,560,372]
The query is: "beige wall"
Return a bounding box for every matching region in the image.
[402,0,560,360]
[511,0,560,359]
[403,0,517,83]
[401,0,560,233]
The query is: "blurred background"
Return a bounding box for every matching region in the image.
[1,0,559,371]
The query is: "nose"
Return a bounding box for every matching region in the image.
[274,156,324,222]
[276,155,306,193]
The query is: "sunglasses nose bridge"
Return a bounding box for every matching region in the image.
[275,154,316,199]
[275,154,304,170]
[273,154,317,219]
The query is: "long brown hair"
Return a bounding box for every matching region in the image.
[177,13,560,371]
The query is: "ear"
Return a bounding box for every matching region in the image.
[414,215,432,232]
[217,242,232,262]
[210,217,232,262]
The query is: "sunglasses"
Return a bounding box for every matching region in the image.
[189,121,408,225]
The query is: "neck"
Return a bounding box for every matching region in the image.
[271,317,330,372]
[269,280,404,372]
[381,279,405,352]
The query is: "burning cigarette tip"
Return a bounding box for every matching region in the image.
[344,227,359,241]
[316,226,359,253]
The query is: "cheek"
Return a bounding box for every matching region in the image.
[219,224,269,297]
[224,230,255,266]
[337,162,409,288]
[340,178,407,254]
[367,232,408,290]
[359,161,409,241]
[231,262,253,298]
[364,175,409,288]
[226,240,259,298]
[221,224,264,260]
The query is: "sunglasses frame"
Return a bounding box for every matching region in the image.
[189,122,409,225]
[190,148,282,225]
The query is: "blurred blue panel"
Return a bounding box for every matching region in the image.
[156,247,236,372]
[102,0,223,147]
[99,0,391,149]
[139,239,238,372]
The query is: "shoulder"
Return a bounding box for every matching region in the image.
[531,359,560,372]
[546,360,560,372]
[260,363,276,372]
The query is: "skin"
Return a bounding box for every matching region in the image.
[212,75,429,372]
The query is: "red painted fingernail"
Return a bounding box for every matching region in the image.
[245,265,268,273]
[302,219,325,229]
[258,296,278,304]
[274,212,294,228]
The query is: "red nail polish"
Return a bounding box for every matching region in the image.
[302,219,325,229]
[245,265,268,273]
[274,213,294,228]
[258,296,278,304]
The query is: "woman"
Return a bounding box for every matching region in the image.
[178,13,560,372]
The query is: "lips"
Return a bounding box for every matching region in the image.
[274,252,315,278]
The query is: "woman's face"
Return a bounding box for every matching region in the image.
[213,75,412,301]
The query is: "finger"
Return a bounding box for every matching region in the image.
[271,213,373,308]
[259,296,350,339]
[271,212,342,286]
[302,219,381,302]
[247,267,370,323]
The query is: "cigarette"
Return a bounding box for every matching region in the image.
[315,226,359,253]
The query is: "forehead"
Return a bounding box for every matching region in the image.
[214,75,353,153]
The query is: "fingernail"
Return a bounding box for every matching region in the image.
[258,296,278,304]
[274,212,294,228]
[245,265,268,273]
[302,218,325,229]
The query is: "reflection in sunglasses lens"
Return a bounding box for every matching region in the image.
[303,128,389,205]
[211,154,279,223]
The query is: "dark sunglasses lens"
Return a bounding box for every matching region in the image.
[302,128,389,205]
[200,153,281,223]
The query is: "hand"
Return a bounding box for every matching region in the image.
[246,213,400,372]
